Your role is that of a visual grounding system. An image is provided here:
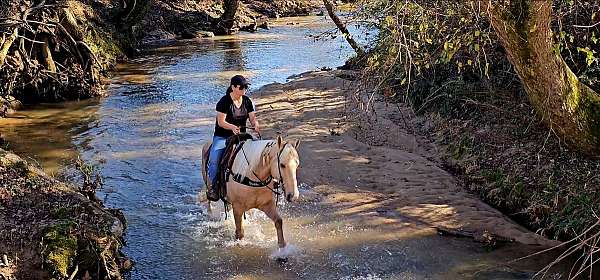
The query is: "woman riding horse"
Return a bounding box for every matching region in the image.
[206,75,260,201]
[202,75,301,251]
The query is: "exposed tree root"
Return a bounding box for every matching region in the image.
[0,0,111,113]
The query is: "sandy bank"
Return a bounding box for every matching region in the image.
[252,70,556,247]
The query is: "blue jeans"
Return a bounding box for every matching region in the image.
[207,135,228,187]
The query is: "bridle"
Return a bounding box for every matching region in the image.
[273,142,288,204]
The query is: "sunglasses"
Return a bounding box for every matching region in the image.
[236,85,249,90]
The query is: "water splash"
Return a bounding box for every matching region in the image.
[190,205,286,251]
[340,275,384,280]
[269,244,300,260]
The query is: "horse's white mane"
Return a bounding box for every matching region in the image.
[231,140,275,176]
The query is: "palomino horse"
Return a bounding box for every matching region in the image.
[201,135,300,249]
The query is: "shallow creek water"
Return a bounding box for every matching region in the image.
[0,17,565,279]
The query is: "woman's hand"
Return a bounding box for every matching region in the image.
[254,122,260,135]
[249,112,260,136]
[231,126,240,134]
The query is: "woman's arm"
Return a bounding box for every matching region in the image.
[217,112,240,134]
[249,112,260,134]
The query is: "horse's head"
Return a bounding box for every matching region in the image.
[271,135,301,202]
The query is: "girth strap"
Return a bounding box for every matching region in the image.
[231,173,273,187]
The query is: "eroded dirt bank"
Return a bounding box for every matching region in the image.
[0,149,129,279]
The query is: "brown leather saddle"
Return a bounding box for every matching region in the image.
[205,133,254,201]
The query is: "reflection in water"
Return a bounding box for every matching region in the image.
[0,99,99,174]
[0,16,566,279]
[220,38,246,71]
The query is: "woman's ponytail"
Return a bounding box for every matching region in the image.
[226,86,233,95]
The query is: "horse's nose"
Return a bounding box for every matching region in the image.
[286,193,293,202]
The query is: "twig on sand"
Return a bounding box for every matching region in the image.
[435,226,514,244]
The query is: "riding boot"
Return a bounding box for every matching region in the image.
[206,181,220,202]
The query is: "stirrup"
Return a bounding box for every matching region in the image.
[206,188,220,202]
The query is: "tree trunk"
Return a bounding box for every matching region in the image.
[488,0,600,156]
[60,8,84,41]
[0,28,18,68]
[215,0,240,35]
[323,0,364,56]
[40,36,57,77]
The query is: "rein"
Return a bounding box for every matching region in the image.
[274,143,287,205]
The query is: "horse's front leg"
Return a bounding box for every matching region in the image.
[233,204,245,240]
[260,202,285,248]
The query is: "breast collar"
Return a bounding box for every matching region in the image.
[229,141,286,195]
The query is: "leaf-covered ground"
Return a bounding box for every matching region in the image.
[0,149,129,279]
[401,85,600,241]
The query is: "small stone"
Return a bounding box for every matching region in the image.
[110,220,123,236]
[2,254,8,266]
[196,31,214,38]
[122,258,133,270]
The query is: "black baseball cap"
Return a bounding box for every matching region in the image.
[230,75,250,87]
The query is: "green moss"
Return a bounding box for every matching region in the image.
[84,28,124,70]
[578,88,600,143]
[564,61,600,149]
[50,207,70,219]
[580,94,600,144]
[449,137,472,160]
[43,221,78,277]
[566,65,582,110]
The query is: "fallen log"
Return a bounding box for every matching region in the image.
[323,0,364,56]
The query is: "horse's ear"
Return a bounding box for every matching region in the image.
[277,135,283,149]
[293,139,301,149]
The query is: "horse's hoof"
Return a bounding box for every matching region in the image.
[197,192,207,203]
[276,257,288,263]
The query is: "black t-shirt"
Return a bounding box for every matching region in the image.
[214,94,255,137]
